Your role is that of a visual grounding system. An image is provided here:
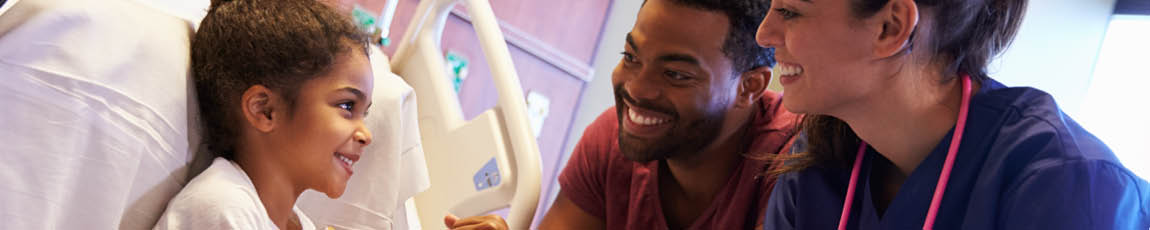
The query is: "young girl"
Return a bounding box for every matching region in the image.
[757,0,1149,229]
[155,0,373,229]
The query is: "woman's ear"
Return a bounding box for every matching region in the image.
[240,85,279,133]
[736,66,771,109]
[874,0,919,58]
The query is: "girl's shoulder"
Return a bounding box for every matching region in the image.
[154,158,274,229]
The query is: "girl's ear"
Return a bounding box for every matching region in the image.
[240,85,280,133]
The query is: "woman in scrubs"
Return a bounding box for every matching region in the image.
[756,0,1150,229]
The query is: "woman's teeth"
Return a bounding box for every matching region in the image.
[775,63,804,76]
[336,154,353,166]
[628,109,669,126]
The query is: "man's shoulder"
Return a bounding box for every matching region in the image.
[755,90,800,130]
[748,91,801,155]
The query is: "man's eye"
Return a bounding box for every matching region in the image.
[664,70,690,81]
[621,52,638,64]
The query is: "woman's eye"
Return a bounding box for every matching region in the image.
[774,8,800,20]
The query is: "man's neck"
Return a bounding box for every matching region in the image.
[236,149,303,230]
[658,108,755,228]
[662,133,745,201]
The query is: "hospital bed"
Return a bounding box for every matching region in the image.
[0,0,543,228]
[300,0,545,227]
[387,0,543,228]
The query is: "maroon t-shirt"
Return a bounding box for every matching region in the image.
[558,91,799,230]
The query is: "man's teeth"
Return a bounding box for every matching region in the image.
[775,63,804,76]
[336,154,353,166]
[628,109,669,126]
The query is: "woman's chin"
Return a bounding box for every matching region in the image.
[781,95,811,114]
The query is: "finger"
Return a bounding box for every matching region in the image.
[450,222,500,230]
[444,214,459,228]
[451,214,504,227]
[453,215,508,230]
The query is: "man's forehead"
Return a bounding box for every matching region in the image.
[631,0,733,68]
[636,0,731,36]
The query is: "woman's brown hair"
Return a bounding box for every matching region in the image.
[771,0,1028,174]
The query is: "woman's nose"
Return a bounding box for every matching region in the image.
[756,13,784,49]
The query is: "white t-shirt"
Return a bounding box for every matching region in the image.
[155,157,317,230]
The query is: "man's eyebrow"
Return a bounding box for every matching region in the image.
[626,33,639,53]
[655,53,701,66]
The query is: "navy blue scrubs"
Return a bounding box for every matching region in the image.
[765,79,1150,229]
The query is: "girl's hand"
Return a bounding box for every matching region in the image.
[443,214,509,230]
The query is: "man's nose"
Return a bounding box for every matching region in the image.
[624,71,663,101]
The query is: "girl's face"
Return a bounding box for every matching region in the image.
[756,0,888,116]
[272,49,374,198]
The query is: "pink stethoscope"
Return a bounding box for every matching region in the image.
[836,74,973,230]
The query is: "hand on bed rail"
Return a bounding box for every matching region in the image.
[444,213,510,230]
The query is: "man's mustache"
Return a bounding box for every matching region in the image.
[614,84,678,119]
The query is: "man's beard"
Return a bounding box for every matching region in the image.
[614,85,728,162]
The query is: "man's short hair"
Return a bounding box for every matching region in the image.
[666,0,775,74]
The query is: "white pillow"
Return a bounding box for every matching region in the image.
[0,0,197,229]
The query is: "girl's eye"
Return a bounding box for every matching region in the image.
[338,102,355,112]
[774,8,800,20]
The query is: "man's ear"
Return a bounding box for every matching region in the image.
[874,0,919,58]
[736,66,771,109]
[240,85,279,133]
